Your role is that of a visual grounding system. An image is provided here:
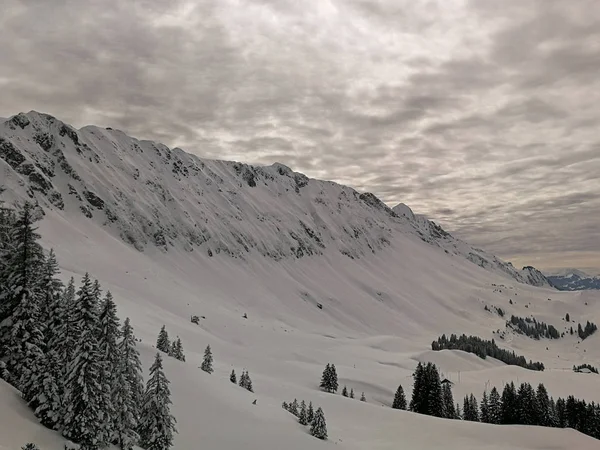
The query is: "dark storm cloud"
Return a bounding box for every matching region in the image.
[1,0,599,271]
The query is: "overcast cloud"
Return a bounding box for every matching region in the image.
[1,0,599,273]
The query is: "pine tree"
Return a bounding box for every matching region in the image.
[26,349,62,430]
[310,407,328,440]
[62,273,111,449]
[456,402,462,420]
[21,444,40,450]
[342,385,348,397]
[409,362,425,413]
[307,402,314,422]
[138,353,177,450]
[116,318,145,434]
[350,388,354,399]
[360,392,366,402]
[441,383,455,418]
[0,202,45,389]
[113,319,144,450]
[488,387,502,424]
[238,370,253,392]
[299,400,308,425]
[480,391,490,423]
[156,326,170,354]
[230,369,237,384]
[536,383,551,427]
[92,279,102,310]
[329,364,339,393]
[501,382,518,424]
[201,345,213,374]
[38,249,63,345]
[320,363,331,391]
[97,291,121,441]
[463,394,479,422]
[170,337,185,362]
[425,363,443,417]
[392,384,407,410]
[21,254,64,429]
[282,401,288,411]
[290,398,299,416]
[244,371,254,392]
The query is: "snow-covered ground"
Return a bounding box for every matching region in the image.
[1,112,600,449]
[1,206,599,450]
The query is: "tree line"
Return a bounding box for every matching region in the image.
[0,200,176,450]
[397,362,600,440]
[432,334,545,371]
[507,315,560,339]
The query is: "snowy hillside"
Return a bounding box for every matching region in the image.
[0,111,550,287]
[1,111,599,450]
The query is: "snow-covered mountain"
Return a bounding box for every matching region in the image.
[547,269,600,291]
[3,111,599,450]
[0,111,550,288]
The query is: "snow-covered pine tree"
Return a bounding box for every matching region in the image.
[342,385,348,397]
[201,345,213,373]
[0,202,45,389]
[0,188,15,283]
[350,388,354,399]
[290,398,299,416]
[536,383,551,427]
[409,362,425,413]
[156,325,170,353]
[113,317,145,450]
[92,279,102,313]
[488,386,501,424]
[298,400,308,425]
[62,273,111,449]
[172,338,185,362]
[360,392,366,402]
[28,276,76,429]
[230,369,237,384]
[282,401,289,410]
[441,383,455,419]
[97,291,121,439]
[307,402,314,422]
[239,371,247,388]
[480,391,490,423]
[244,371,253,392]
[329,364,339,393]
[138,353,177,450]
[425,363,443,417]
[38,249,63,343]
[456,402,462,420]
[320,363,331,392]
[392,384,407,410]
[310,407,328,440]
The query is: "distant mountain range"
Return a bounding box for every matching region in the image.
[546,269,600,291]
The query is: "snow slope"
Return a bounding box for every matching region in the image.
[1,112,599,449]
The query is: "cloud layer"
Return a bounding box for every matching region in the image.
[2,0,599,272]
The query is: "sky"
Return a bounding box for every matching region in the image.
[1,0,599,274]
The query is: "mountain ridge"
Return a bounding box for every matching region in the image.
[0,110,551,288]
